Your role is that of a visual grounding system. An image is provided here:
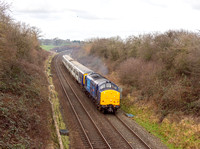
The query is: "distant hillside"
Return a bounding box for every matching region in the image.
[0,2,54,148]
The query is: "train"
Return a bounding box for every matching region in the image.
[62,55,120,113]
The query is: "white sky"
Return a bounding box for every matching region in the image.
[4,0,200,40]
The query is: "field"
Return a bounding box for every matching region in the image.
[41,45,58,51]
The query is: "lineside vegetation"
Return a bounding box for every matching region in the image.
[76,31,200,148]
[0,1,55,148]
[88,31,200,117]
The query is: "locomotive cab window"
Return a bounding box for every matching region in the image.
[106,83,111,88]
[99,84,105,90]
[99,83,118,91]
[111,84,118,90]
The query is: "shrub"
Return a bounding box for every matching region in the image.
[0,2,51,147]
[118,58,162,91]
[82,30,200,116]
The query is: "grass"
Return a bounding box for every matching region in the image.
[46,55,70,149]
[41,43,71,51]
[53,91,69,149]
[121,96,200,149]
[41,45,58,51]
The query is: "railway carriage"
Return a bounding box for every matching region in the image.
[62,55,120,113]
[62,55,93,85]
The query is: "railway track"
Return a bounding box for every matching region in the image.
[55,54,111,149]
[105,114,152,149]
[53,53,153,149]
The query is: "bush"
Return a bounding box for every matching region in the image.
[118,58,162,98]
[0,2,51,147]
[82,30,200,116]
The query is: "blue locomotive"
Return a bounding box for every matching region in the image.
[62,55,120,113]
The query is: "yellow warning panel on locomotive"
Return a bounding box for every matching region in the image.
[100,90,120,106]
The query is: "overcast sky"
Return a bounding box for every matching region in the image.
[4,0,200,40]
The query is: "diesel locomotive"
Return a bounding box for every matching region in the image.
[62,55,120,113]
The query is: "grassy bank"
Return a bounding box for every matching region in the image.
[121,95,200,149]
[46,55,69,149]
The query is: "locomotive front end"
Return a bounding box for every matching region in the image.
[100,90,120,112]
[99,82,120,113]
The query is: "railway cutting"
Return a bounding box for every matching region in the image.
[51,52,168,149]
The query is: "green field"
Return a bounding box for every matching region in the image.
[41,45,57,51]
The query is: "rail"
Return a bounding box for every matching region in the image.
[55,54,111,149]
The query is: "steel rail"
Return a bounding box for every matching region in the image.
[115,115,152,149]
[104,116,134,149]
[58,60,112,149]
[54,55,93,149]
[55,54,112,149]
